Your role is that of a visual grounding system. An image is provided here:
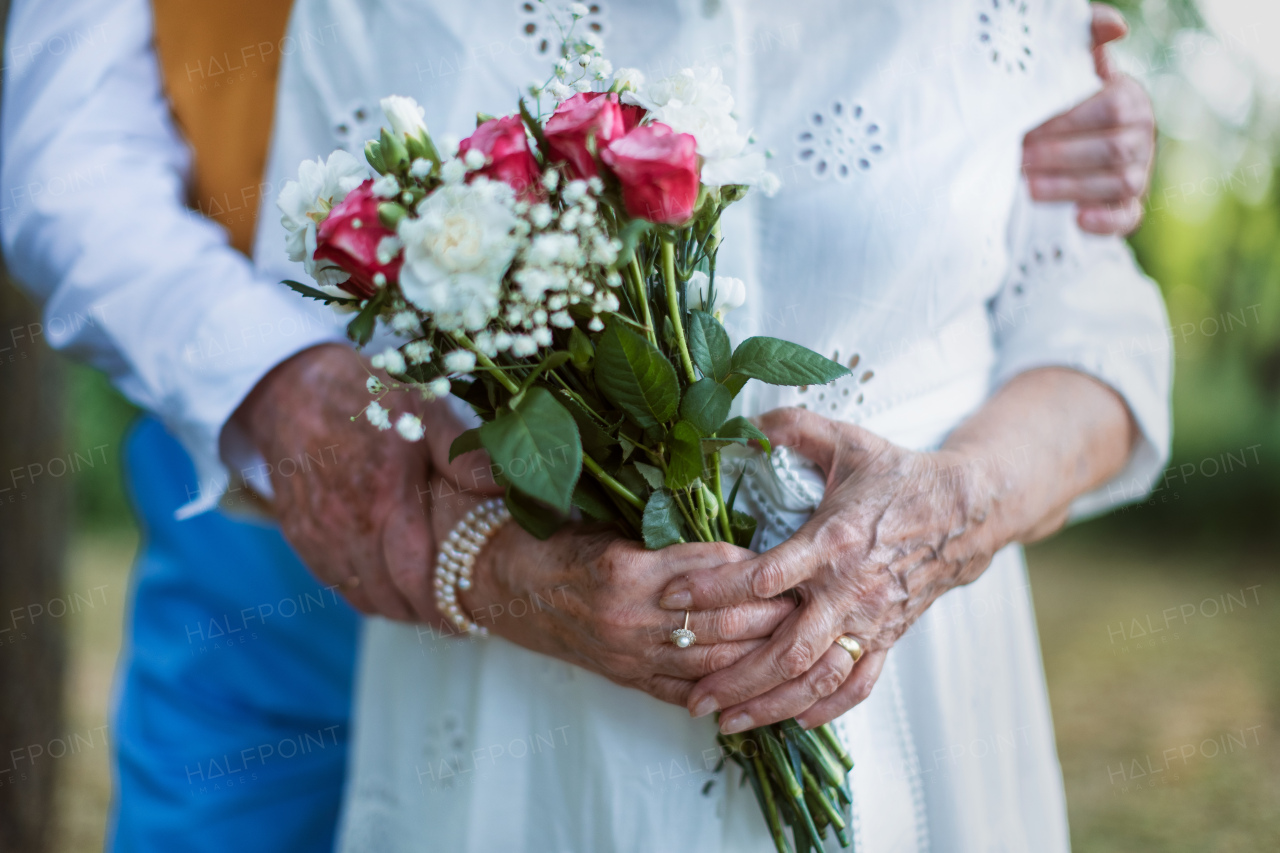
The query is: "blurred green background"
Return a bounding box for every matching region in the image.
[44,0,1280,850]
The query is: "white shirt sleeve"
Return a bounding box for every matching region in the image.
[1,0,347,515]
[989,185,1173,518]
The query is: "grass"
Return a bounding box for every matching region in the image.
[51,526,1280,851]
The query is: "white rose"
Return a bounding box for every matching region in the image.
[380,95,428,138]
[688,271,747,316]
[396,182,519,331]
[277,150,367,283]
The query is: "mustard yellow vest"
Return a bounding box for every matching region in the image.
[151,0,295,255]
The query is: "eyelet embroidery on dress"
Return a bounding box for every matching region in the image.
[1010,242,1067,297]
[420,712,469,791]
[334,102,376,151]
[797,351,872,413]
[977,0,1033,74]
[795,102,885,181]
[519,1,607,55]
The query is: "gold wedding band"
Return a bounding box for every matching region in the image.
[835,635,864,663]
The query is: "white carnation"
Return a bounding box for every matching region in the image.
[624,65,749,171]
[380,95,428,138]
[277,150,367,283]
[396,183,519,330]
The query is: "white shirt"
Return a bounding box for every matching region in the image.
[1,0,347,515]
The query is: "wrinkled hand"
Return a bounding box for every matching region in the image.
[233,343,498,621]
[454,512,797,707]
[657,408,1002,733]
[1021,4,1155,234]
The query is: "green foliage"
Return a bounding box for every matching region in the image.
[730,337,851,386]
[641,488,683,549]
[593,319,681,428]
[688,310,732,381]
[478,387,582,512]
[679,378,732,436]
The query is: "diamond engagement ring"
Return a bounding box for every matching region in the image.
[670,611,696,648]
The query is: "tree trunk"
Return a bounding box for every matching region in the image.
[0,0,68,841]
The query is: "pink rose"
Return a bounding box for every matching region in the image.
[543,92,630,180]
[601,123,700,225]
[458,116,542,199]
[314,179,401,298]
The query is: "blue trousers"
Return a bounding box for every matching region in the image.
[108,417,358,852]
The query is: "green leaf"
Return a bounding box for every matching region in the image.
[504,487,566,541]
[282,279,359,307]
[688,310,732,382]
[730,509,758,550]
[633,462,665,490]
[616,218,651,266]
[519,351,572,393]
[679,378,732,436]
[593,319,681,429]
[729,337,851,386]
[568,326,595,371]
[664,421,704,490]
[571,478,618,523]
[448,428,484,462]
[642,489,683,549]
[479,387,582,512]
[718,416,772,454]
[723,373,749,397]
[345,288,388,347]
[558,393,615,461]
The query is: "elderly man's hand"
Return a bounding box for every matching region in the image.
[232,343,500,621]
[1022,4,1156,234]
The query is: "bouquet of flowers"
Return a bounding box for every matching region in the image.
[279,7,854,850]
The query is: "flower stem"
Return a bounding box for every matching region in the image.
[712,455,734,541]
[582,454,644,510]
[661,240,698,384]
[450,331,520,394]
[628,257,658,347]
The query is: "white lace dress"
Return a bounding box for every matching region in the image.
[255,0,1173,849]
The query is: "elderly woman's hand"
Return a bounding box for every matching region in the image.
[427,480,797,708]
[1021,4,1155,235]
[657,368,1137,732]
[653,408,1003,733]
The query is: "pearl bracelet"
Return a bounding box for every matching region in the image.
[433,498,510,636]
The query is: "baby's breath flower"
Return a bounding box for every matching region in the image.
[532,326,553,346]
[372,347,406,375]
[426,377,451,398]
[550,310,574,328]
[371,173,400,198]
[365,401,391,430]
[588,317,604,332]
[563,180,588,203]
[409,158,433,179]
[440,158,467,184]
[511,335,538,357]
[390,310,419,333]
[568,3,589,18]
[463,149,487,170]
[403,340,433,364]
[395,413,425,441]
[377,235,403,265]
[530,203,554,228]
[366,376,386,394]
[542,169,560,192]
[443,350,477,373]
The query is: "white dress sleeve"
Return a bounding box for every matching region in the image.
[0,0,346,515]
[989,186,1172,517]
